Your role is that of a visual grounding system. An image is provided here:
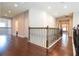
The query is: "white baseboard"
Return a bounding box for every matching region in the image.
[72,38,76,56]
[48,37,62,49]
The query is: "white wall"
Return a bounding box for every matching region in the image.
[29,8,56,48]
[73,12,79,27]
[12,11,29,38]
[29,8,55,27]
[47,14,55,27]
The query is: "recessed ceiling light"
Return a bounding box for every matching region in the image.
[64,5,68,9]
[48,6,51,9]
[8,10,11,13]
[14,3,18,7]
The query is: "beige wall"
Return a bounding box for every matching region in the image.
[11,11,29,38]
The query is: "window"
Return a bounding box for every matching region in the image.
[63,27,66,31]
[62,24,67,31]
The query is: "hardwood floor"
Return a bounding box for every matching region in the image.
[0,35,47,56]
[0,32,74,56]
[0,36,29,56]
[48,32,73,56]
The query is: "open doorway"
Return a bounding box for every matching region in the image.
[62,24,67,32]
[56,14,73,37]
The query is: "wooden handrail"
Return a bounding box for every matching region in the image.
[29,27,59,29]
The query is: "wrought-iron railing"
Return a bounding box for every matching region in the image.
[29,27,60,47]
[29,26,61,55]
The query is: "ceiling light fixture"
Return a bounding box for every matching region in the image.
[64,5,68,9]
[14,3,18,7]
[48,6,51,9]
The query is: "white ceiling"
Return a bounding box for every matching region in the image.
[0,2,79,18]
